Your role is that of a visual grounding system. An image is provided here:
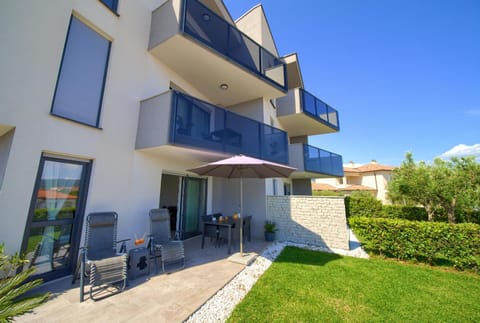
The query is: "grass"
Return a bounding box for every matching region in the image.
[228,247,480,322]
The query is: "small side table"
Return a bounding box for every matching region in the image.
[128,247,149,280]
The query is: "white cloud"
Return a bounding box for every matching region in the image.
[440,144,480,159]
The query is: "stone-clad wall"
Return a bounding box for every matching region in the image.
[266,196,349,250]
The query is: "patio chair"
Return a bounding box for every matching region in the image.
[217,216,250,251]
[149,208,185,274]
[202,213,222,247]
[243,215,252,242]
[218,217,241,249]
[74,212,129,302]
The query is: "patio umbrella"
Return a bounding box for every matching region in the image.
[187,155,296,255]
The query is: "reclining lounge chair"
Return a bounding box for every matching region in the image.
[149,208,185,274]
[75,212,129,302]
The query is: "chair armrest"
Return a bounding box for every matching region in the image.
[116,238,130,254]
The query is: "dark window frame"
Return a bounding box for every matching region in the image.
[21,154,92,282]
[99,0,119,15]
[50,15,112,129]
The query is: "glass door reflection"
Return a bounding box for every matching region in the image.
[23,157,91,281]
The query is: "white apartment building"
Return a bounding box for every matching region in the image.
[0,0,343,282]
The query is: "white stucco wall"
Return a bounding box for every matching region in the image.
[235,4,278,56]
[359,171,391,203]
[0,0,301,258]
[0,0,222,253]
[211,177,267,240]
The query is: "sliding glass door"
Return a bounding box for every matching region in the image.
[178,177,206,240]
[21,155,91,281]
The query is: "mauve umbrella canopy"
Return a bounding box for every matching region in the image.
[187,155,296,179]
[188,155,296,256]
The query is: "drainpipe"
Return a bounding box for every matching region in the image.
[373,171,379,199]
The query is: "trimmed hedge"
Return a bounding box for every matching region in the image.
[34,207,76,221]
[312,190,344,197]
[382,205,428,221]
[349,216,480,270]
[345,191,478,224]
[345,194,382,218]
[457,210,480,225]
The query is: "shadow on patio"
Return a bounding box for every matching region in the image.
[17,236,270,323]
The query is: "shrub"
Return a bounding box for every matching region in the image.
[345,191,383,218]
[457,209,480,224]
[312,190,344,197]
[33,207,76,221]
[349,217,480,270]
[264,221,277,233]
[382,205,428,221]
[0,244,50,321]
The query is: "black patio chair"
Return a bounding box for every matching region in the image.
[148,208,185,274]
[243,215,252,242]
[217,216,251,251]
[74,212,129,302]
[202,213,223,247]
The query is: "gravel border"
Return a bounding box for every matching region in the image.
[186,237,368,323]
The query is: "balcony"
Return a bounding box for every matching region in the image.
[136,90,289,165]
[149,0,287,106]
[289,143,343,178]
[277,88,340,137]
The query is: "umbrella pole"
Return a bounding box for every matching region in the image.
[240,177,244,256]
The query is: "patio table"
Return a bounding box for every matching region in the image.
[201,220,234,254]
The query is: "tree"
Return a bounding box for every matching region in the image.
[388,153,438,221]
[388,153,480,223]
[444,157,480,223]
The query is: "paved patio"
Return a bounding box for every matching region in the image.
[16,236,270,323]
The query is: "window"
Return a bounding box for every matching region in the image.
[51,16,111,128]
[99,0,119,13]
[21,155,92,281]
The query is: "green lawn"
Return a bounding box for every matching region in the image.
[228,247,480,322]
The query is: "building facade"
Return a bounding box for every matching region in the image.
[0,0,342,281]
[314,161,396,203]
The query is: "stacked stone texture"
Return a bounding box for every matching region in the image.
[267,196,349,250]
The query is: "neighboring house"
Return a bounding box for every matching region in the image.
[36,189,78,209]
[314,160,396,203]
[0,0,343,282]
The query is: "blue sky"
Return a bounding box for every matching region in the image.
[224,0,480,166]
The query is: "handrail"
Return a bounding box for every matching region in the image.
[170,91,289,165]
[303,144,343,177]
[181,0,287,90]
[300,88,340,130]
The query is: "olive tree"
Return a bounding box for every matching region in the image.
[388,153,480,223]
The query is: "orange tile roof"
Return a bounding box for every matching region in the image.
[37,189,77,200]
[311,183,337,191]
[344,162,396,174]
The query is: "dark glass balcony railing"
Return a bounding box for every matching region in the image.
[170,91,289,165]
[182,0,286,90]
[303,144,343,177]
[300,89,340,130]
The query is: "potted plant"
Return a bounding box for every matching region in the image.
[264,221,277,242]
